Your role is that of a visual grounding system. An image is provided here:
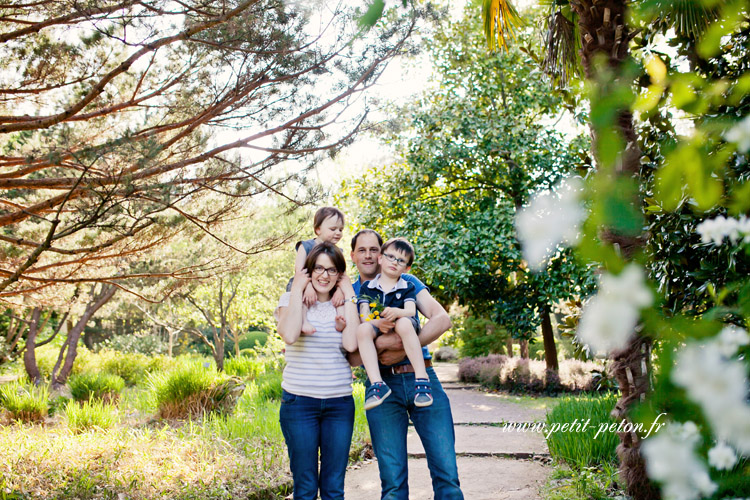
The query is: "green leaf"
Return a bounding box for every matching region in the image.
[359,0,385,29]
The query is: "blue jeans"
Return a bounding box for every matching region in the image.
[279,390,355,500]
[366,366,463,500]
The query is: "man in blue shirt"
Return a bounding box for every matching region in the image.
[349,229,463,500]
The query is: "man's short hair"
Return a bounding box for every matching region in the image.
[351,229,383,251]
[313,207,344,230]
[381,237,415,267]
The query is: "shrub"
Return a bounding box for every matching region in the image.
[238,331,268,351]
[457,315,509,358]
[101,333,168,355]
[458,356,604,394]
[64,399,118,432]
[149,364,245,419]
[0,382,48,423]
[433,346,458,361]
[68,372,125,403]
[100,351,150,386]
[545,392,619,468]
[224,356,264,379]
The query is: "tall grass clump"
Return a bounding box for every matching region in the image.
[545,392,619,468]
[149,364,245,419]
[254,371,283,401]
[224,356,264,379]
[64,399,118,432]
[69,372,125,403]
[0,382,48,423]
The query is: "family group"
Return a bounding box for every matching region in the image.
[275,207,464,500]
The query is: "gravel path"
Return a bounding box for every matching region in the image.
[344,362,552,499]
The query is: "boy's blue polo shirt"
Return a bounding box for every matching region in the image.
[358,274,417,310]
[353,273,431,364]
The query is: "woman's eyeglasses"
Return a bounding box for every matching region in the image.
[312,266,340,276]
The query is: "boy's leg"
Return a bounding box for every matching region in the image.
[356,322,383,384]
[393,317,427,379]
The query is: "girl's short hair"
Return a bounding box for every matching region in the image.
[304,242,346,275]
[313,207,345,230]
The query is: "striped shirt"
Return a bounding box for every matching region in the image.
[277,292,352,399]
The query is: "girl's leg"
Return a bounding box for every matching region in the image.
[394,317,427,379]
[319,395,355,500]
[279,391,321,500]
[301,304,315,334]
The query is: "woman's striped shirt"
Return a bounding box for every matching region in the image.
[277,292,353,399]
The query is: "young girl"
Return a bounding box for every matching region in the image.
[291,207,347,334]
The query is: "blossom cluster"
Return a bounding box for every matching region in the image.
[642,422,717,500]
[671,326,750,455]
[575,264,653,356]
[516,177,586,270]
[724,114,750,153]
[695,215,750,246]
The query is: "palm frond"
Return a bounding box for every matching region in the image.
[666,0,720,39]
[543,8,582,86]
[482,0,523,51]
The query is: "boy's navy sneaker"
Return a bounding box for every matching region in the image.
[414,378,433,407]
[364,381,392,410]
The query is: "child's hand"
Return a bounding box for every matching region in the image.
[372,318,395,334]
[331,287,345,307]
[335,314,346,332]
[303,282,317,307]
[291,269,311,294]
[380,307,399,322]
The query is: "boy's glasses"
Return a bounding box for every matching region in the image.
[312,266,340,276]
[382,252,408,267]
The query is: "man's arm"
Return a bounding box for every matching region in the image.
[375,289,452,365]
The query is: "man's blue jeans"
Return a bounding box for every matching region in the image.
[366,366,464,500]
[279,390,354,500]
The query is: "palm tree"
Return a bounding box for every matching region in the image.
[483,0,655,497]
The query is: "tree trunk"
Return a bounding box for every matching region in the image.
[519,339,529,359]
[51,285,117,389]
[541,307,559,371]
[506,337,514,357]
[23,308,43,385]
[573,0,659,497]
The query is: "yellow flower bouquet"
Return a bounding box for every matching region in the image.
[359,294,384,322]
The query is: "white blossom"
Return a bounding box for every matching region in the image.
[708,442,738,470]
[575,264,652,355]
[715,325,750,357]
[724,114,750,153]
[696,215,750,246]
[642,422,717,500]
[516,176,585,270]
[672,341,750,454]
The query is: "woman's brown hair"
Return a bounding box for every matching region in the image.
[304,242,346,276]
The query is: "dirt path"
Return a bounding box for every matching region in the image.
[344,362,553,499]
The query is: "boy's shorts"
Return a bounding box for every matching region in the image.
[368,316,421,337]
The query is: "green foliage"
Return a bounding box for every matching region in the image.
[100,351,171,386]
[0,382,48,423]
[101,334,168,355]
[457,315,509,357]
[254,371,283,402]
[68,373,125,403]
[237,331,268,351]
[224,356,265,379]
[545,393,619,468]
[344,8,596,340]
[543,462,624,500]
[64,399,118,432]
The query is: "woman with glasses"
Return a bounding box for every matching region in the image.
[276,242,360,500]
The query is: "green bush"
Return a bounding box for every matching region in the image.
[68,372,125,403]
[458,315,509,358]
[64,399,118,432]
[32,345,97,381]
[224,356,264,379]
[148,363,244,419]
[238,331,268,351]
[545,392,619,468]
[0,382,48,423]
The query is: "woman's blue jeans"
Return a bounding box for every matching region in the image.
[365,366,463,500]
[279,390,354,500]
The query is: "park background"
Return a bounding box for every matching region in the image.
[0,0,748,499]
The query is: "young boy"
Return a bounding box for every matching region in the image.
[356,237,432,410]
